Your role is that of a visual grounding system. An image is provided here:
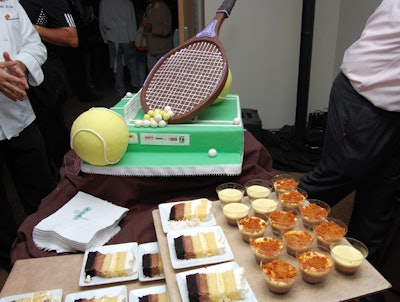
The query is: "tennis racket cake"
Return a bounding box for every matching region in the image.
[141,0,237,124]
[78,0,243,177]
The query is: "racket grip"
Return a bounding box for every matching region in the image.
[217,0,237,17]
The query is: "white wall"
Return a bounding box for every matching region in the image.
[204,0,381,129]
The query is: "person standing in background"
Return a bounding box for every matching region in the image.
[141,0,173,71]
[299,1,400,300]
[0,0,55,271]
[99,0,140,97]
[62,0,104,103]
[19,0,79,177]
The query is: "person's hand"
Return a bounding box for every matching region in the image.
[0,52,29,101]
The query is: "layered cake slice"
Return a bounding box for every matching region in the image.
[138,292,168,302]
[174,231,225,260]
[85,251,136,280]
[186,267,247,301]
[74,296,126,302]
[142,252,164,277]
[169,199,211,222]
[12,291,60,302]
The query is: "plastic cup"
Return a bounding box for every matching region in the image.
[222,203,250,226]
[249,233,283,263]
[245,179,272,201]
[216,182,245,205]
[330,237,368,275]
[314,217,347,249]
[260,259,297,294]
[278,188,308,211]
[300,199,330,226]
[296,246,333,284]
[237,216,268,243]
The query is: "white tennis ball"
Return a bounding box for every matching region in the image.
[213,68,232,105]
[208,148,217,157]
[70,108,129,166]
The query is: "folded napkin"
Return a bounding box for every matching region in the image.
[33,191,128,253]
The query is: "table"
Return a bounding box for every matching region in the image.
[0,254,164,300]
[153,199,392,302]
[0,200,392,302]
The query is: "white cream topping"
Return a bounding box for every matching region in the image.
[216,272,225,295]
[189,199,212,221]
[215,232,226,254]
[124,251,136,275]
[233,267,248,297]
[218,188,243,203]
[247,185,271,198]
[252,198,278,213]
[331,245,364,267]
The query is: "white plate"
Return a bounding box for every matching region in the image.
[129,284,169,302]
[0,289,62,302]
[138,242,165,282]
[79,242,138,286]
[167,225,233,269]
[159,199,216,233]
[65,285,127,302]
[176,261,257,302]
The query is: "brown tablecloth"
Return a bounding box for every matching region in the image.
[11,130,273,263]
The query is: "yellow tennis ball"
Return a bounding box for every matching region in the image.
[213,67,232,105]
[70,108,129,166]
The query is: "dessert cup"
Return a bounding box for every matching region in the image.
[300,199,330,226]
[237,216,268,243]
[296,247,333,284]
[216,182,245,205]
[222,202,250,226]
[268,210,297,233]
[251,198,278,220]
[244,179,272,202]
[282,229,314,257]
[272,174,299,197]
[249,233,283,263]
[330,237,368,275]
[278,188,307,211]
[260,259,297,294]
[314,217,347,249]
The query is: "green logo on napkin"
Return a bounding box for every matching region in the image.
[73,207,91,220]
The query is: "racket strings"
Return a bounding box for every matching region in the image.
[145,41,225,117]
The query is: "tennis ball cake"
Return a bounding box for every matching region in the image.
[70,108,129,166]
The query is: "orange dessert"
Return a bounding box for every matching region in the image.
[297,250,333,284]
[279,189,307,210]
[300,201,330,225]
[273,176,299,197]
[314,219,347,248]
[268,210,297,232]
[250,236,283,262]
[261,259,297,294]
[283,230,314,256]
[237,216,268,243]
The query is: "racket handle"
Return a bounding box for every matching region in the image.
[217,0,237,17]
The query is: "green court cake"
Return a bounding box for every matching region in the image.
[80,92,244,176]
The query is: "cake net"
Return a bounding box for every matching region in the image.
[144,41,225,116]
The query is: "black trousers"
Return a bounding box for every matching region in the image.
[0,123,55,269]
[28,57,70,171]
[300,72,400,265]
